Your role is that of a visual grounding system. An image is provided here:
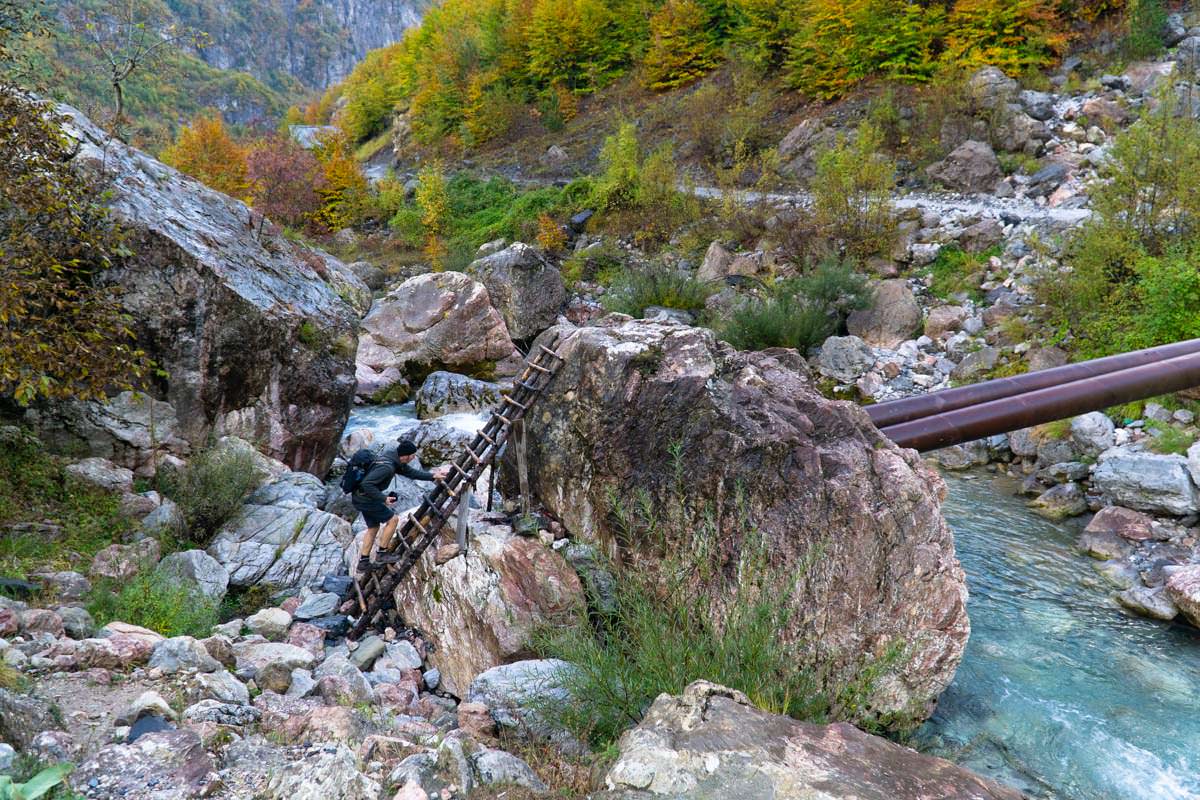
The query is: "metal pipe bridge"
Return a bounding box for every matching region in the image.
[868,339,1200,452]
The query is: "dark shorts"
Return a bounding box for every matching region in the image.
[353,499,394,527]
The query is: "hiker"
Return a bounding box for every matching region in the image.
[352,438,449,574]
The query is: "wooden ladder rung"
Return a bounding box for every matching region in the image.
[539,345,563,360]
[503,395,528,411]
[491,411,514,426]
[527,362,551,374]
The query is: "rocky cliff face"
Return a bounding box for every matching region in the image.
[166,0,428,89]
[28,105,361,475]
[506,318,969,728]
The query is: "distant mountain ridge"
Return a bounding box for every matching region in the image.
[165,0,429,91]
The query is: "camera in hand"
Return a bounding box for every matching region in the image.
[386,491,399,501]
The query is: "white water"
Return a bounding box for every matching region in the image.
[917,473,1200,800]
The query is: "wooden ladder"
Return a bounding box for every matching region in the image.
[347,336,566,640]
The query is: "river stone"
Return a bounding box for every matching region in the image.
[846,280,921,348]
[1071,412,1115,456]
[1093,450,1200,516]
[356,272,519,398]
[0,689,60,750]
[467,242,567,341]
[246,608,293,641]
[349,635,387,670]
[208,504,353,590]
[467,660,581,751]
[472,748,547,791]
[261,743,380,800]
[925,306,968,338]
[1186,441,1200,489]
[394,511,584,696]
[414,372,505,419]
[816,335,875,383]
[149,636,222,674]
[294,592,340,620]
[1165,565,1200,626]
[192,670,250,705]
[314,656,373,704]
[59,606,96,639]
[155,550,230,602]
[951,347,1000,382]
[1117,586,1179,621]
[50,105,358,476]
[1028,482,1087,521]
[70,730,217,800]
[602,681,1024,800]
[1085,506,1156,542]
[1078,528,1133,561]
[508,320,968,730]
[183,700,262,726]
[926,140,1003,193]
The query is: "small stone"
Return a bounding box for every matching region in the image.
[350,636,388,671]
[116,690,176,726]
[293,592,340,620]
[457,702,497,739]
[246,608,292,641]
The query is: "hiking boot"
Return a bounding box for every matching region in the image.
[374,550,403,565]
[355,555,372,575]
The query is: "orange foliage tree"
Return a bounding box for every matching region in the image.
[160,111,250,200]
[643,0,720,90]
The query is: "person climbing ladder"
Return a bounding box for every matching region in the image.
[351,438,449,574]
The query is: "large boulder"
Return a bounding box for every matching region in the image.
[505,320,969,729]
[355,272,520,401]
[394,511,585,695]
[207,504,353,589]
[926,140,1003,194]
[602,681,1023,800]
[466,660,580,750]
[1093,449,1200,516]
[25,391,190,477]
[51,105,359,476]
[155,550,230,602]
[414,372,505,419]
[261,743,380,800]
[467,242,567,341]
[846,280,920,348]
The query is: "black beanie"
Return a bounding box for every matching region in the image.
[396,439,418,456]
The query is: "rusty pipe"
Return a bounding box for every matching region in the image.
[880,350,1200,452]
[867,338,1200,429]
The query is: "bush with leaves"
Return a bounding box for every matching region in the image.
[245,135,326,229]
[0,90,150,405]
[1039,87,1200,358]
[720,259,872,352]
[643,0,721,90]
[0,761,73,800]
[158,444,263,544]
[87,570,221,638]
[602,267,714,316]
[811,122,897,259]
[416,162,451,269]
[312,131,369,231]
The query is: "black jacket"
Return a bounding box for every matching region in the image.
[353,457,435,504]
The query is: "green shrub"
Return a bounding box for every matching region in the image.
[1146,421,1195,456]
[0,429,134,578]
[0,760,74,800]
[535,497,824,746]
[87,570,220,638]
[535,482,901,747]
[924,245,996,301]
[721,259,872,351]
[601,268,714,316]
[158,444,263,544]
[1124,0,1166,58]
[811,122,896,259]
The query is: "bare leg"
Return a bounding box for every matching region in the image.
[360,525,380,559]
[376,514,402,551]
